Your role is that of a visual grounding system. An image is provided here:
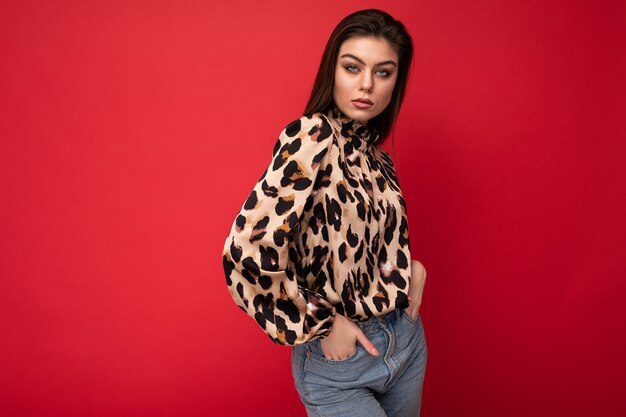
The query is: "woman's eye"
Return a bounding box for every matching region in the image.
[376,69,391,77]
[345,65,359,73]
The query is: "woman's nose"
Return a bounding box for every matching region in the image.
[360,72,373,93]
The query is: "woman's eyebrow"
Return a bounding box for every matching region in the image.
[339,53,397,67]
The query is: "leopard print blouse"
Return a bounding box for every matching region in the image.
[222,106,413,346]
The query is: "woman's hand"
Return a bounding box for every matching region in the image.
[407,259,427,321]
[320,314,379,360]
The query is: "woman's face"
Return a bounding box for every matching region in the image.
[333,36,399,124]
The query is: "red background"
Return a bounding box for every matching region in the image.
[2,1,625,416]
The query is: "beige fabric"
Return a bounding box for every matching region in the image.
[222,107,413,345]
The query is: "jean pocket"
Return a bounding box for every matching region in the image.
[307,339,360,365]
[402,307,419,324]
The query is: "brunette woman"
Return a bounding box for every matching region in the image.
[222,9,427,416]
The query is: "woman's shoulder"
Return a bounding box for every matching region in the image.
[279,111,334,142]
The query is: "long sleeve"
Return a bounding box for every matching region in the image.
[222,114,337,346]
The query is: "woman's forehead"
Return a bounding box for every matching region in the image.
[338,37,399,63]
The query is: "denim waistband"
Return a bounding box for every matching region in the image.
[355,307,404,333]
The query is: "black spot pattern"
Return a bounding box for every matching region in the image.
[222,108,413,346]
[244,190,258,210]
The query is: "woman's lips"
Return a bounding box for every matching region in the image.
[352,99,373,109]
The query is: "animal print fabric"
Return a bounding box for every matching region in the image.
[222,106,413,346]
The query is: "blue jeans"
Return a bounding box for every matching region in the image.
[291,308,427,417]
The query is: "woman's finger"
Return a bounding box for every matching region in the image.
[355,329,379,356]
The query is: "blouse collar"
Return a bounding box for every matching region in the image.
[325,106,381,151]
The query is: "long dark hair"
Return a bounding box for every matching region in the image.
[304,9,413,142]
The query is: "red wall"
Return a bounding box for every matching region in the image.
[2,1,625,416]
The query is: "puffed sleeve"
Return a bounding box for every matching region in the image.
[222,114,337,346]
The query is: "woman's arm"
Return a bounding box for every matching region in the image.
[407,259,427,320]
[222,114,339,346]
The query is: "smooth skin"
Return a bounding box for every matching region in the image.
[320,36,427,361]
[332,36,398,124]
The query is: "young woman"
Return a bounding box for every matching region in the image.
[222,9,427,417]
